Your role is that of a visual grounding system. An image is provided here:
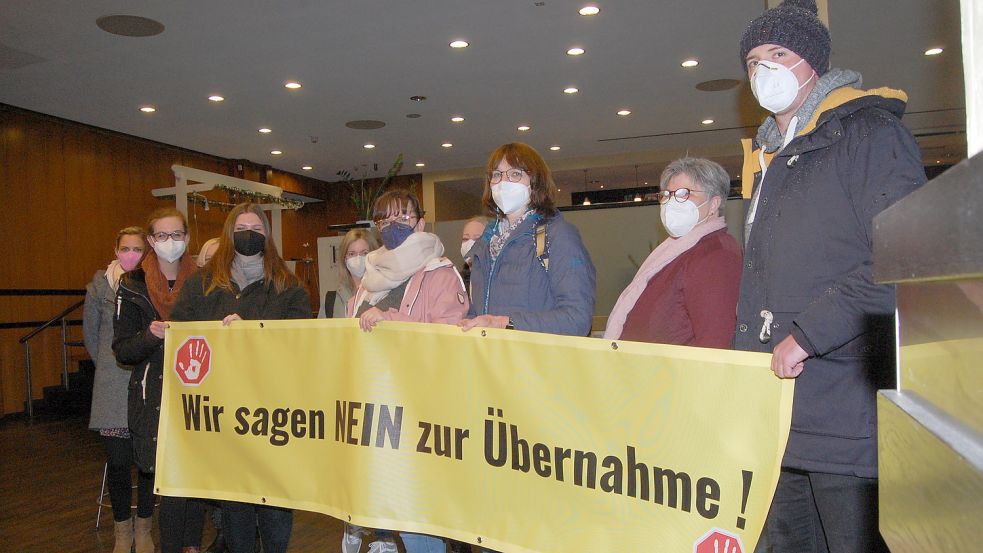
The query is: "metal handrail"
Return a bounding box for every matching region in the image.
[18,300,85,344]
[18,299,86,419]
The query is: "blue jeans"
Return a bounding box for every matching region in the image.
[221,500,293,553]
[401,533,446,553]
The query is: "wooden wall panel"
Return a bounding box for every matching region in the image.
[0,104,352,415]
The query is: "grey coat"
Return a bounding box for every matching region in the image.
[735,88,926,478]
[83,269,131,430]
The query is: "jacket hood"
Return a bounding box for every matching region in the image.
[741,71,909,197]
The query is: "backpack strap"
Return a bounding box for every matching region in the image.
[534,222,549,271]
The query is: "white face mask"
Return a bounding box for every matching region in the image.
[460,239,476,260]
[491,181,531,215]
[345,255,367,278]
[660,198,709,238]
[152,238,186,263]
[751,59,815,114]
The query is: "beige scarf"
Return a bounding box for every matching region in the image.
[359,232,444,307]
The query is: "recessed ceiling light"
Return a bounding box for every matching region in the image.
[517,125,531,131]
[449,40,469,49]
[258,127,271,133]
[567,47,585,56]
[579,6,600,16]
[549,145,561,151]
[208,95,224,102]
[271,150,282,155]
[617,109,632,116]
[681,59,699,68]
[139,106,156,113]
[557,188,562,192]
[302,166,313,171]
[701,119,714,125]
[284,81,302,89]
[451,116,465,122]
[363,144,375,149]
[924,47,944,56]
[441,143,453,148]
[563,87,579,94]
[415,162,426,167]
[634,195,642,202]
[600,185,604,189]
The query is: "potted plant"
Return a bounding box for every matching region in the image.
[336,153,404,223]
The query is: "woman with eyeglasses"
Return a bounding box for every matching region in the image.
[113,207,202,553]
[604,157,742,347]
[350,189,468,332]
[169,203,311,553]
[330,228,380,318]
[345,189,467,553]
[459,142,595,337]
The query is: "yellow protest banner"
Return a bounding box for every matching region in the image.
[158,320,792,553]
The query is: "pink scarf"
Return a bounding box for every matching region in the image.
[603,216,727,340]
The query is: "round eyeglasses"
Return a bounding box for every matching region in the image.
[489,169,527,184]
[656,188,704,204]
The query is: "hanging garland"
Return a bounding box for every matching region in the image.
[213,184,304,210]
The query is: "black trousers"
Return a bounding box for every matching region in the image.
[159,496,206,553]
[758,468,889,553]
[104,436,155,522]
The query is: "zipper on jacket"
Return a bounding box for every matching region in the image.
[482,225,538,314]
[117,280,161,321]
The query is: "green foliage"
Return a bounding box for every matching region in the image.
[336,154,404,221]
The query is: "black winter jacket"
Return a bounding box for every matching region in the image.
[170,271,311,323]
[112,268,165,472]
[735,88,926,477]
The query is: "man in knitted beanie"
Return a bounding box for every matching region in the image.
[733,1,927,552]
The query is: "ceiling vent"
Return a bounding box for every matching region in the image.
[96,15,165,37]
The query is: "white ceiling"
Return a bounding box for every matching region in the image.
[0,0,967,186]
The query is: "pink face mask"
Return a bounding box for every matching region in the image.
[117,251,142,272]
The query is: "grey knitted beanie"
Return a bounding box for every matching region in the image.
[739,0,831,76]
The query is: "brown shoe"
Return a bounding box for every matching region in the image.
[134,516,155,553]
[112,518,134,553]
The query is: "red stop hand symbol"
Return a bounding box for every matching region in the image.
[174,337,211,386]
[694,529,743,553]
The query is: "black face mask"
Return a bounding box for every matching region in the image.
[233,230,266,256]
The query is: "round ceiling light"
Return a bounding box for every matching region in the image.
[701,119,714,125]
[567,47,585,56]
[139,106,156,113]
[449,40,469,49]
[924,47,944,56]
[579,6,600,16]
[441,143,453,148]
[563,87,579,94]
[271,150,282,155]
[450,116,465,123]
[96,15,165,37]
[617,109,631,116]
[517,125,531,131]
[284,81,302,89]
[363,144,376,149]
[258,127,272,133]
[681,59,699,68]
[549,146,561,151]
[208,95,224,102]
[415,162,426,167]
[302,166,313,171]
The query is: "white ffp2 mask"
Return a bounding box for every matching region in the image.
[751,59,815,114]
